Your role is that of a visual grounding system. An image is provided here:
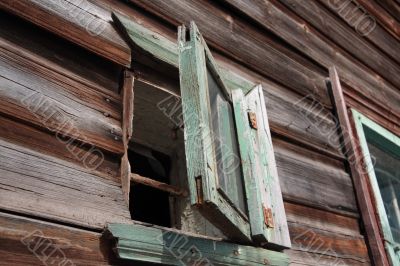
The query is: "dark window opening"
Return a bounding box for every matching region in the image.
[128,147,172,228]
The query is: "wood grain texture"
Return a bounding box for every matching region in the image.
[130,0,331,107]
[121,70,134,203]
[285,202,371,265]
[0,212,130,266]
[0,114,119,182]
[0,11,123,94]
[274,137,357,216]
[329,67,389,265]
[0,138,132,229]
[113,13,344,160]
[223,0,400,117]
[108,223,290,265]
[178,22,251,241]
[0,0,131,66]
[0,36,124,155]
[318,0,400,65]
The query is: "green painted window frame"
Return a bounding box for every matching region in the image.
[352,109,400,265]
[113,13,290,249]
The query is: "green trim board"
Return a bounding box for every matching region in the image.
[112,12,254,94]
[352,109,400,266]
[113,12,290,249]
[107,223,290,266]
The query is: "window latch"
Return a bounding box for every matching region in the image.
[248,112,258,130]
[263,205,274,228]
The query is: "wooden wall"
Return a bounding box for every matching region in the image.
[1,0,399,265]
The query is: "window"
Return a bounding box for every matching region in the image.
[352,109,400,264]
[113,12,290,252]
[178,22,290,247]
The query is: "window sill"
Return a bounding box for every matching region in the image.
[107,223,289,265]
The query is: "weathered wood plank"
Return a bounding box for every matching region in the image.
[0,11,122,93]
[0,37,124,154]
[129,0,331,107]
[113,13,344,159]
[274,137,357,216]
[318,0,400,65]
[285,202,370,264]
[0,212,127,266]
[223,0,400,117]
[0,139,132,229]
[357,0,400,39]
[328,67,389,265]
[288,223,369,264]
[0,115,119,182]
[274,0,400,91]
[0,0,131,66]
[377,0,400,25]
[121,70,134,203]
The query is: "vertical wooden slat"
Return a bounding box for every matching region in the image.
[121,70,135,204]
[328,66,389,266]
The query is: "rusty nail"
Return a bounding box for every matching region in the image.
[105,98,111,103]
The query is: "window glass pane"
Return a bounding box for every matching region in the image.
[366,130,400,243]
[207,69,246,214]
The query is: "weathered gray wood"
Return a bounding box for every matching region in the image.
[131,173,188,197]
[0,12,122,93]
[274,137,358,215]
[271,0,400,91]
[113,13,344,160]
[0,37,124,154]
[0,114,119,182]
[0,212,124,266]
[129,0,332,107]
[223,0,400,116]
[0,0,131,66]
[0,138,132,229]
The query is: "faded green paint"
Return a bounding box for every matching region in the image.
[178,22,251,241]
[352,109,400,266]
[113,12,290,249]
[108,223,290,266]
[112,12,254,93]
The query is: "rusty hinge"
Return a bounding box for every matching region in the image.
[195,176,204,205]
[248,112,258,129]
[263,205,274,228]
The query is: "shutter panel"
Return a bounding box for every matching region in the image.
[233,86,291,248]
[178,22,251,241]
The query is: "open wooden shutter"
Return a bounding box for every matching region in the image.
[232,87,291,248]
[178,21,290,247]
[178,22,251,241]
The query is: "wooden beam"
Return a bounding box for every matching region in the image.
[328,66,389,266]
[107,223,290,265]
[131,173,188,198]
[121,70,135,204]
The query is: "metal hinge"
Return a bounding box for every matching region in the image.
[248,112,258,129]
[263,205,274,228]
[195,176,204,205]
